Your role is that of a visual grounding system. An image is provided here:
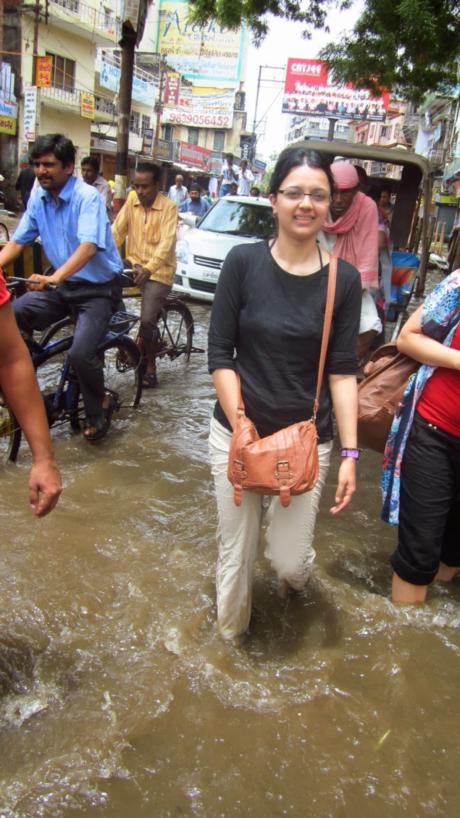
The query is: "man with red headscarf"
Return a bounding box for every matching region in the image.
[322,161,381,359]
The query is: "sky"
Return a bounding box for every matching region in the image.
[244,2,364,162]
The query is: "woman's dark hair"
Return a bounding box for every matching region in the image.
[30,134,76,166]
[136,162,160,182]
[269,147,333,195]
[81,155,100,172]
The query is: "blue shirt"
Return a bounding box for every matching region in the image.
[179,197,210,217]
[13,176,123,283]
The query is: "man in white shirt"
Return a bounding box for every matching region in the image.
[219,154,239,197]
[168,174,188,207]
[237,160,254,196]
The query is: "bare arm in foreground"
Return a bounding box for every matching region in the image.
[0,300,62,516]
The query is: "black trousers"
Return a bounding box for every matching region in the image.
[13,280,117,419]
[391,413,460,585]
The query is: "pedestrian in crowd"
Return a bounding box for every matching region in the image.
[179,182,210,217]
[15,163,36,210]
[208,146,361,640]
[112,162,177,389]
[0,268,61,515]
[382,269,460,604]
[237,159,254,196]
[219,153,239,197]
[168,174,188,208]
[226,182,238,197]
[250,186,261,198]
[321,161,381,360]
[81,155,113,219]
[0,134,123,442]
[208,176,218,200]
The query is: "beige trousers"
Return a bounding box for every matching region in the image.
[209,416,332,640]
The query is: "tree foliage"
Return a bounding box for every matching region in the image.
[320,0,460,104]
[189,0,460,102]
[189,0,350,40]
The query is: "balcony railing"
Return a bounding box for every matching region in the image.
[49,0,121,40]
[40,85,81,108]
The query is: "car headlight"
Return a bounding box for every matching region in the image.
[176,239,189,264]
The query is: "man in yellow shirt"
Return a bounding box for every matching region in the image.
[112,163,177,387]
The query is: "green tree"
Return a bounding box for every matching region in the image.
[189,0,460,102]
[189,0,350,39]
[320,0,460,104]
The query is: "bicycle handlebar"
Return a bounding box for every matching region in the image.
[6,276,56,290]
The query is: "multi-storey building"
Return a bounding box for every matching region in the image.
[350,106,408,180]
[286,114,351,145]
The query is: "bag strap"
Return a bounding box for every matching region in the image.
[235,252,338,420]
[312,253,337,421]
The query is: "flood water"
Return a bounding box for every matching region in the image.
[1,301,459,818]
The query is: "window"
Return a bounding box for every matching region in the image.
[130,110,140,135]
[213,130,225,152]
[161,124,173,141]
[380,125,390,139]
[141,114,150,136]
[187,127,199,145]
[46,52,75,92]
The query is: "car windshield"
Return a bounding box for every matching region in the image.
[198,200,275,239]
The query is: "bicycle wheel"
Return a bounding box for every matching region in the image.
[100,337,142,409]
[157,301,193,363]
[34,339,75,431]
[0,401,21,463]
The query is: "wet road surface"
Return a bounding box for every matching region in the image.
[1,301,459,818]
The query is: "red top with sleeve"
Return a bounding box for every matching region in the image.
[0,270,10,307]
[417,321,460,437]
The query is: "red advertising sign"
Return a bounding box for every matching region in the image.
[178,142,212,171]
[284,58,328,91]
[283,57,389,122]
[163,72,181,107]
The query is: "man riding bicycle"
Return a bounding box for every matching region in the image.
[0,134,123,442]
[112,162,177,388]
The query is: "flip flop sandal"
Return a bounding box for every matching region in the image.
[84,396,115,442]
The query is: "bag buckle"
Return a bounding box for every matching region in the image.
[275,460,290,478]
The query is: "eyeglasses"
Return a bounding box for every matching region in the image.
[277,187,330,203]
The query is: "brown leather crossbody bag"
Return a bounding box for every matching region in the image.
[227,256,337,508]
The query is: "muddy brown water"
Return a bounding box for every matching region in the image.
[1,301,459,818]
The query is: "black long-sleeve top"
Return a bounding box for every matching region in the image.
[208,241,362,443]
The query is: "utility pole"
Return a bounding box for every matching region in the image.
[113,22,137,214]
[32,0,41,83]
[152,57,165,160]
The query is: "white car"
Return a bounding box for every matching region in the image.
[174,195,275,302]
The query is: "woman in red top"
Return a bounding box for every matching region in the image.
[392,275,460,603]
[0,270,61,516]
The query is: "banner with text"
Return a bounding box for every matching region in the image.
[36,56,53,88]
[282,58,389,122]
[157,0,245,85]
[162,86,234,129]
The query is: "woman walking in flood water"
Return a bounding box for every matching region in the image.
[208,146,362,640]
[382,270,460,603]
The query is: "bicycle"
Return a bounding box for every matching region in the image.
[40,271,198,366]
[0,278,143,463]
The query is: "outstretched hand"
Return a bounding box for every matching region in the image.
[29,458,62,517]
[329,458,356,515]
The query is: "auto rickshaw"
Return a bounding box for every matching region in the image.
[293,139,432,299]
